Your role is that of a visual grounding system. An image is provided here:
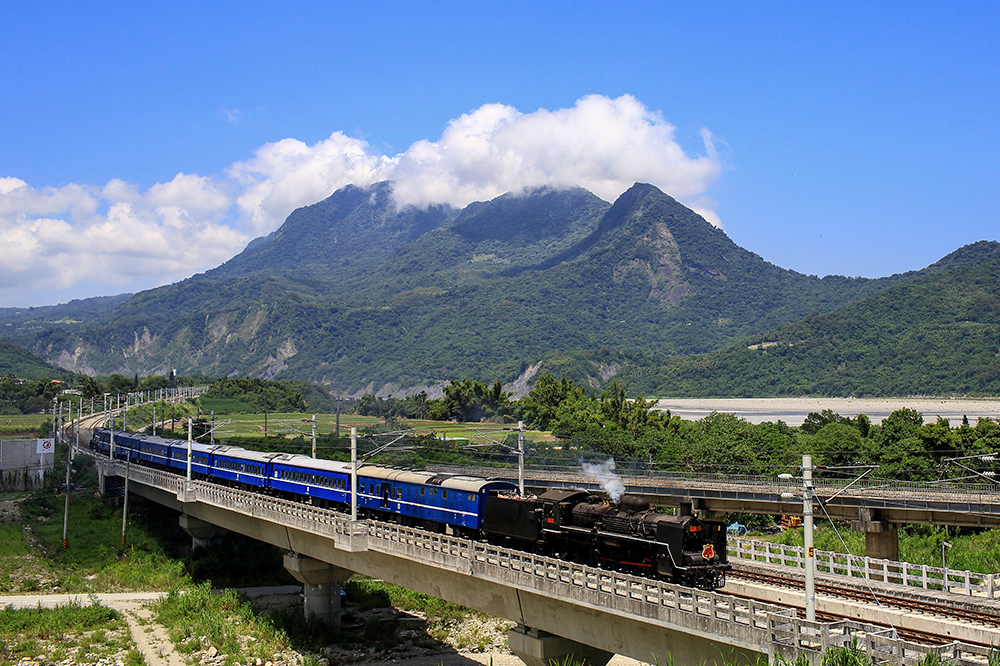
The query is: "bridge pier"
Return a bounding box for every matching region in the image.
[852,508,899,563]
[283,553,352,624]
[508,625,613,666]
[179,514,229,549]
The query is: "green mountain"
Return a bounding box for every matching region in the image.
[0,338,68,379]
[2,182,986,395]
[211,181,457,289]
[619,241,1000,397]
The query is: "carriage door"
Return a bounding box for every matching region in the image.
[381,484,391,508]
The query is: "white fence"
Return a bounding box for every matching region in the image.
[729,537,998,598]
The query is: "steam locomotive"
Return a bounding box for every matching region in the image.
[90,427,729,589]
[483,489,729,589]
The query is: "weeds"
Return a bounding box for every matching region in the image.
[0,602,136,664]
[154,583,297,665]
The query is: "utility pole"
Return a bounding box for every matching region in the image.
[62,431,71,550]
[351,427,357,521]
[311,414,317,458]
[335,399,340,438]
[780,456,816,623]
[121,461,129,547]
[517,421,525,495]
[186,419,193,482]
[210,411,215,446]
[803,454,815,622]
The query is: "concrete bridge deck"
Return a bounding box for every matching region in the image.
[85,450,999,666]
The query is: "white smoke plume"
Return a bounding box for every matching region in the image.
[581,458,627,503]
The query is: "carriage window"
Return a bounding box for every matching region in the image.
[468,494,475,502]
[396,488,402,499]
[420,487,425,496]
[442,490,448,499]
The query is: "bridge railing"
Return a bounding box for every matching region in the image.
[730,537,998,598]
[368,522,470,572]
[95,453,991,664]
[101,457,369,550]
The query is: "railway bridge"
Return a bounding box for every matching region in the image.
[81,447,996,666]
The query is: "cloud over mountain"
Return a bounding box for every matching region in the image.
[0,95,721,307]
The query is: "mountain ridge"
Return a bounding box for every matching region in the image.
[1,182,995,397]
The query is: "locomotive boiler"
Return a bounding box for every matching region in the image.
[481,489,729,589]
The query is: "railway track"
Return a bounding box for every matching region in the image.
[731,566,1000,630]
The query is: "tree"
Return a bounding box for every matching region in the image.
[105,374,133,395]
[441,379,512,422]
[77,375,105,399]
[519,374,589,430]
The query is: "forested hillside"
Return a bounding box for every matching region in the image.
[2,182,994,397]
[0,339,68,381]
[618,242,1000,396]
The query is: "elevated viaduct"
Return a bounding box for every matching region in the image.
[82,448,995,666]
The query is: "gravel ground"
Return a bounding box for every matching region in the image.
[656,396,1000,426]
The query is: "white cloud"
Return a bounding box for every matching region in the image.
[0,94,722,307]
[389,95,721,209]
[0,176,241,305]
[228,133,394,236]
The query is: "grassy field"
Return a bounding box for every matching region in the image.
[151,410,552,444]
[0,413,50,438]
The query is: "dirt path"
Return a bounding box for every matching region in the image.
[111,597,187,666]
[0,592,181,666]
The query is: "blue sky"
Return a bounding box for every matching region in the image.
[2,1,997,307]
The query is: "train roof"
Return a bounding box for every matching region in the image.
[272,454,353,474]
[439,475,516,492]
[211,446,276,463]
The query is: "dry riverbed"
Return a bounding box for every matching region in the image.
[656,396,1000,426]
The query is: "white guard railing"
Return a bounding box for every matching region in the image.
[730,537,998,598]
[98,454,992,664]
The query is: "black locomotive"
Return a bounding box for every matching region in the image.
[482,489,730,589]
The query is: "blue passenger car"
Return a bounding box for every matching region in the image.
[210,446,273,488]
[131,433,173,468]
[356,464,516,531]
[165,440,214,477]
[271,455,353,502]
